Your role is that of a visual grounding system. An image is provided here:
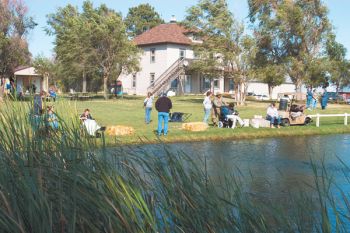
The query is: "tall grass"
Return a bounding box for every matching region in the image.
[0,100,349,232]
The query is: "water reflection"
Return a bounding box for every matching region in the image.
[139,134,350,198]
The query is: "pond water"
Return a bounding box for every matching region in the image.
[138,134,350,197]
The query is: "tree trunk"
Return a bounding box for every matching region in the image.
[103,74,108,100]
[239,82,245,106]
[82,71,87,93]
[268,84,274,100]
[295,78,303,101]
[242,82,249,104]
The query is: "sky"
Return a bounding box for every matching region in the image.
[25,0,350,59]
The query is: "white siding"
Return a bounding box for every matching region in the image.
[246,82,296,99]
[119,43,192,96]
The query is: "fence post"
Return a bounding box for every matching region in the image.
[345,113,348,126]
[316,114,320,127]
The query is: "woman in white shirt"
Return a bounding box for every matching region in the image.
[203,91,212,123]
[144,92,154,124]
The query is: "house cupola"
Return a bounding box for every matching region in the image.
[170,15,177,23]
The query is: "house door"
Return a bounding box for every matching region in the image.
[184,75,191,93]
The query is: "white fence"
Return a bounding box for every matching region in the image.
[308,113,349,127]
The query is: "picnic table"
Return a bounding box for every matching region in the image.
[69,92,91,101]
[78,92,91,101]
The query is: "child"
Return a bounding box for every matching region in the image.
[46,106,59,130]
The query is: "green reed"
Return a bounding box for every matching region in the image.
[0,100,349,232]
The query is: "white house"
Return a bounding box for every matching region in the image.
[119,21,299,98]
[14,66,48,94]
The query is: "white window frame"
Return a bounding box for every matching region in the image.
[179,48,186,60]
[150,73,155,86]
[150,48,156,63]
[132,74,136,88]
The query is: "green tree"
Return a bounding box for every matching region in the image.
[124,3,164,37]
[256,65,285,99]
[0,0,36,80]
[325,34,350,94]
[33,55,57,91]
[47,4,98,93]
[47,1,140,99]
[184,0,256,105]
[248,0,331,99]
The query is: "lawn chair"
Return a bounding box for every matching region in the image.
[169,112,192,122]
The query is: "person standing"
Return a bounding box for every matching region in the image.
[155,93,172,136]
[311,89,318,110]
[144,92,154,124]
[321,87,329,110]
[306,87,313,109]
[203,91,212,124]
[212,93,226,125]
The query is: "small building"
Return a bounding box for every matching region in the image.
[14,66,48,94]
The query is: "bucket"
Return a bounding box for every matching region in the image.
[279,98,288,111]
[250,119,259,128]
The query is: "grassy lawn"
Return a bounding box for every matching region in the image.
[46,95,350,145]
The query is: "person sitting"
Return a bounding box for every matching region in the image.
[48,88,57,102]
[80,109,105,136]
[45,106,59,130]
[266,103,281,128]
[226,103,244,128]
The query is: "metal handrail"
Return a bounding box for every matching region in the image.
[147,58,186,93]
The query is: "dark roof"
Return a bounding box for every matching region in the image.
[133,23,193,46]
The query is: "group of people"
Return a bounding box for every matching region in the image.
[203,92,244,128]
[31,86,332,137]
[32,92,106,136]
[32,93,59,131]
[306,87,329,110]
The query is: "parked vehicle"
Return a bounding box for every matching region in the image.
[277,93,312,126]
[328,92,344,101]
[255,94,270,101]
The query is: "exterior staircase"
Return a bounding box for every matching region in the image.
[147,58,191,96]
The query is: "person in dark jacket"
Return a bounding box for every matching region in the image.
[155,94,172,136]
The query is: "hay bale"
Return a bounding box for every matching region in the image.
[106,125,134,136]
[182,122,208,132]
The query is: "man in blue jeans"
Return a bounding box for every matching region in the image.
[155,93,172,136]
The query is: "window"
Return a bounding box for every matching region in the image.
[214,79,220,89]
[150,48,156,63]
[179,49,186,59]
[202,77,211,90]
[150,73,155,86]
[132,74,136,88]
[229,79,234,91]
[171,79,178,88]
